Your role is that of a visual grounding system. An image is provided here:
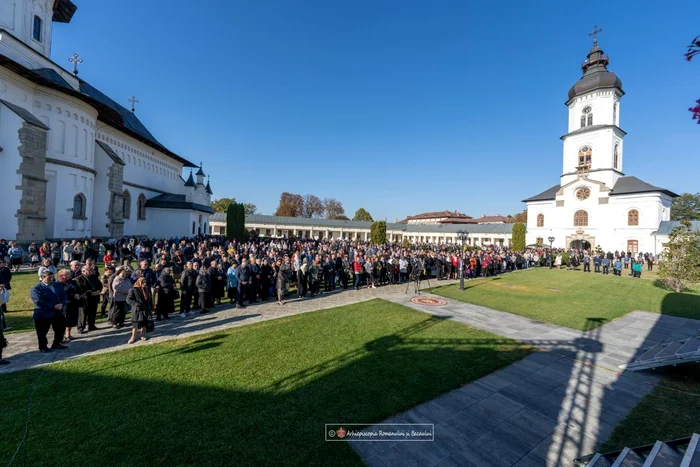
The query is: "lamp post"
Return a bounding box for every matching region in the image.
[548,236,555,269]
[458,230,468,290]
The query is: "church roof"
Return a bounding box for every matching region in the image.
[567,40,623,103]
[561,124,626,140]
[610,176,678,198]
[654,221,700,235]
[0,52,197,168]
[522,184,560,203]
[53,0,78,23]
[0,99,50,130]
[196,166,206,176]
[184,172,195,187]
[145,193,214,214]
[205,180,213,195]
[95,140,125,166]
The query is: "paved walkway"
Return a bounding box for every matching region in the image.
[350,294,700,466]
[0,280,446,374]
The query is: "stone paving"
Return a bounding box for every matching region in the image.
[350,295,700,466]
[0,280,442,374]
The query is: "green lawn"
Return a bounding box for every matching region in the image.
[601,364,700,452]
[430,268,700,331]
[0,299,532,466]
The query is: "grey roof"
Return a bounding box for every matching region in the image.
[610,176,677,198]
[184,172,195,187]
[522,184,560,203]
[567,40,623,102]
[32,68,73,88]
[196,166,205,176]
[242,214,514,234]
[145,194,214,214]
[53,0,77,23]
[211,212,226,222]
[95,140,125,166]
[654,221,700,235]
[205,181,213,195]
[0,99,49,130]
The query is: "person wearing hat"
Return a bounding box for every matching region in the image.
[29,270,68,352]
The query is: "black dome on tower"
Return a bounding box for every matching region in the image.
[567,39,623,102]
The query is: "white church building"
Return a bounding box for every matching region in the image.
[524,36,677,254]
[0,0,213,243]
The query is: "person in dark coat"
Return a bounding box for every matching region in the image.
[235,259,252,307]
[57,269,81,341]
[195,266,212,313]
[156,268,176,320]
[180,262,197,315]
[126,277,152,344]
[0,260,11,330]
[209,260,225,306]
[74,265,102,333]
[30,270,67,352]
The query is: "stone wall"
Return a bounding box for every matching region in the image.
[106,162,125,238]
[15,122,48,243]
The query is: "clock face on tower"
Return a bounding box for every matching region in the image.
[576,187,591,200]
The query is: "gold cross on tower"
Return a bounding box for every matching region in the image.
[68,53,83,76]
[129,96,139,113]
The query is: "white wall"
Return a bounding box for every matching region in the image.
[0,0,54,59]
[91,144,112,238]
[45,162,94,239]
[0,105,24,240]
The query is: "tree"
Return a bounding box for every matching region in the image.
[323,198,346,220]
[659,220,700,292]
[301,194,325,218]
[686,35,700,123]
[275,192,304,217]
[511,210,527,223]
[226,202,246,241]
[511,222,526,251]
[353,208,373,222]
[210,197,235,213]
[243,203,257,216]
[671,193,700,221]
[370,221,387,244]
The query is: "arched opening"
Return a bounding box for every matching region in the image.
[614,144,620,170]
[72,193,86,219]
[122,190,131,219]
[578,146,592,169]
[192,221,196,235]
[137,194,147,220]
[628,209,639,226]
[570,240,591,251]
[536,213,544,227]
[573,210,588,227]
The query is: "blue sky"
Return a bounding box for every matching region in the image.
[51,0,700,221]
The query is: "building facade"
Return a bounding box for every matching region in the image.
[0,0,212,242]
[210,214,514,247]
[524,37,676,254]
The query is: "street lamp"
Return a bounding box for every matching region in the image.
[457,230,468,290]
[548,236,555,269]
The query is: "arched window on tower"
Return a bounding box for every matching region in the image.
[574,210,588,227]
[122,190,131,219]
[72,193,86,219]
[137,194,147,220]
[581,106,592,128]
[628,209,639,226]
[614,144,619,170]
[536,213,544,227]
[613,102,617,125]
[578,146,592,168]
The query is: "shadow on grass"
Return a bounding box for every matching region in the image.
[0,315,531,466]
[661,291,700,320]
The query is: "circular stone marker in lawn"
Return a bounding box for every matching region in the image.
[410,296,448,306]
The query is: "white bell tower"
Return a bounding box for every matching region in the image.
[561,29,625,189]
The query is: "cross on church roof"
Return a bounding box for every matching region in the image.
[129,96,139,113]
[68,53,83,76]
[589,25,603,43]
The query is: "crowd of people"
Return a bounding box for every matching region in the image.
[0,235,659,365]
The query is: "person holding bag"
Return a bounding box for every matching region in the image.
[126,277,152,344]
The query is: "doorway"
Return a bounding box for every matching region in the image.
[570,240,591,251]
